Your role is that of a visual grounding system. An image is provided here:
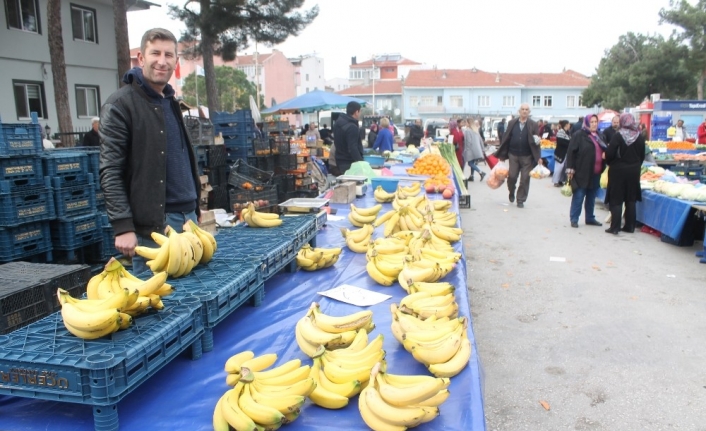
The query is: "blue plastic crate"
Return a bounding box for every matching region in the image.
[214,124,254,138]
[42,151,90,183]
[211,110,252,126]
[206,145,227,167]
[164,259,263,352]
[192,145,208,165]
[95,189,105,211]
[225,140,254,161]
[0,295,203,430]
[0,156,45,191]
[51,212,101,250]
[0,221,52,263]
[54,181,96,219]
[0,185,55,226]
[0,112,42,157]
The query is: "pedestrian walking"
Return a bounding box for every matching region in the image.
[494,103,542,208]
[462,119,487,182]
[564,114,606,228]
[553,120,571,187]
[449,119,464,168]
[604,113,646,234]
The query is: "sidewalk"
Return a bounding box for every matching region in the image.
[459,171,706,431]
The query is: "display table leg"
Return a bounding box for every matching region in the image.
[93,404,118,431]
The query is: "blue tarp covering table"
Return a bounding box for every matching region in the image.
[637,190,696,240]
[0,168,486,430]
[541,148,555,173]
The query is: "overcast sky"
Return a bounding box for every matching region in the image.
[127,0,682,80]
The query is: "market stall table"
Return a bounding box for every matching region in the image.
[637,190,700,245]
[0,166,486,431]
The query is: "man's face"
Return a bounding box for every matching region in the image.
[415,120,421,126]
[137,39,177,90]
[92,122,99,132]
[677,120,684,127]
[352,110,361,120]
[518,105,530,120]
[612,116,620,129]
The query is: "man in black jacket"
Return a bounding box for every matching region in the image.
[494,103,542,208]
[407,119,424,147]
[571,116,584,135]
[99,28,201,275]
[333,101,363,174]
[82,118,101,146]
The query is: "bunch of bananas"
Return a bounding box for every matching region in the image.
[348,203,382,227]
[373,186,396,203]
[135,220,216,278]
[308,332,385,409]
[365,238,408,286]
[214,351,315,431]
[359,362,449,430]
[58,258,172,339]
[397,182,422,197]
[295,303,375,357]
[375,204,427,236]
[391,296,472,377]
[295,244,342,271]
[341,224,373,253]
[241,202,283,228]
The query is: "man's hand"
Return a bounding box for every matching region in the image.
[115,232,138,257]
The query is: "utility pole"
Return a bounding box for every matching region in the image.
[371,56,376,115]
[255,41,260,108]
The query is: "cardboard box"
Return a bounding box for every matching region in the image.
[330,181,356,204]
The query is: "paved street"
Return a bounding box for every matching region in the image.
[460,169,706,431]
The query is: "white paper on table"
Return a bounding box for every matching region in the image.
[542,133,548,139]
[317,284,392,307]
[326,215,345,221]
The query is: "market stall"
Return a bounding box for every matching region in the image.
[0,164,485,430]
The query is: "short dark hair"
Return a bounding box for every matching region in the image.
[559,120,569,128]
[578,116,584,121]
[346,101,361,116]
[140,28,178,54]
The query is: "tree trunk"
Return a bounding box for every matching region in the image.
[47,0,74,147]
[200,34,220,113]
[113,0,131,85]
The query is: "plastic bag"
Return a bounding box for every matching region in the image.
[530,164,551,179]
[560,183,573,197]
[486,171,505,189]
[344,161,376,182]
[600,167,609,188]
[492,160,509,181]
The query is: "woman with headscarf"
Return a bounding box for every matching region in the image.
[564,115,607,228]
[552,120,571,187]
[604,113,646,234]
[449,119,464,167]
[462,119,487,181]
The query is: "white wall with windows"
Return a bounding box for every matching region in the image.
[0,0,118,132]
[295,56,325,96]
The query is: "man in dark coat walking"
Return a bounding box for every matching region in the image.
[334,101,363,174]
[407,119,424,147]
[494,103,542,208]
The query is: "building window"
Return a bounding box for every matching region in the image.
[478,96,490,107]
[450,96,463,108]
[71,4,97,43]
[409,96,418,106]
[377,99,391,110]
[532,95,541,107]
[420,96,433,106]
[75,85,100,118]
[543,96,553,107]
[566,95,576,108]
[437,96,443,106]
[578,95,585,108]
[6,0,40,33]
[13,80,47,120]
[502,96,515,107]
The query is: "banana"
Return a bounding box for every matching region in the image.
[117,271,168,297]
[348,211,376,227]
[433,200,452,211]
[122,296,151,316]
[402,321,463,344]
[398,265,436,291]
[430,222,461,242]
[63,319,120,340]
[134,245,160,260]
[390,320,406,344]
[296,315,346,347]
[407,293,456,310]
[237,379,286,426]
[381,371,446,388]
[405,333,462,366]
[296,253,317,268]
[151,231,169,246]
[323,348,385,370]
[308,358,350,409]
[415,388,450,407]
[358,385,408,431]
[188,220,214,263]
[57,287,129,313]
[60,302,121,332]
[351,203,382,217]
[363,384,429,427]
[153,282,174,297]
[85,271,106,302]
[374,186,396,203]
[249,211,283,228]
[295,318,321,357]
[166,227,181,275]
[309,303,372,334]
[383,211,400,237]
[408,281,455,296]
[257,365,310,386]
[118,312,133,330]
[252,359,301,380]
[181,231,204,266]
[366,259,396,286]
[428,330,472,377]
[373,257,404,279]
[93,272,116,299]
[341,224,373,242]
[343,327,369,352]
[240,353,278,372]
[174,234,193,277]
[321,357,377,385]
[409,301,459,320]
[213,394,230,431]
[221,385,258,431]
[248,383,306,414]
[345,236,370,254]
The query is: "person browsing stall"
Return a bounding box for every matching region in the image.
[99,28,202,275]
[407,119,424,147]
[373,117,394,153]
[334,101,364,173]
[83,117,101,147]
[494,103,542,208]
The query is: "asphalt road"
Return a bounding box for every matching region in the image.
[459,169,706,431]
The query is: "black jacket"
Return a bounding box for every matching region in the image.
[407,124,423,146]
[495,117,541,163]
[333,114,363,172]
[565,130,606,190]
[83,129,101,147]
[99,70,201,238]
[602,127,617,144]
[554,134,570,163]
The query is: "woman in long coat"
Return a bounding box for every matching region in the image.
[462,119,487,181]
[564,115,606,228]
[604,113,646,234]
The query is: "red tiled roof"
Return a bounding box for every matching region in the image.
[351,57,421,69]
[337,80,402,96]
[405,69,590,88]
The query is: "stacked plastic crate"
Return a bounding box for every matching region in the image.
[212,110,256,163]
[651,113,672,142]
[227,159,277,216]
[0,113,53,263]
[202,145,229,210]
[42,151,99,261]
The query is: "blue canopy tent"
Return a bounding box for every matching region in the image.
[261,90,367,114]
